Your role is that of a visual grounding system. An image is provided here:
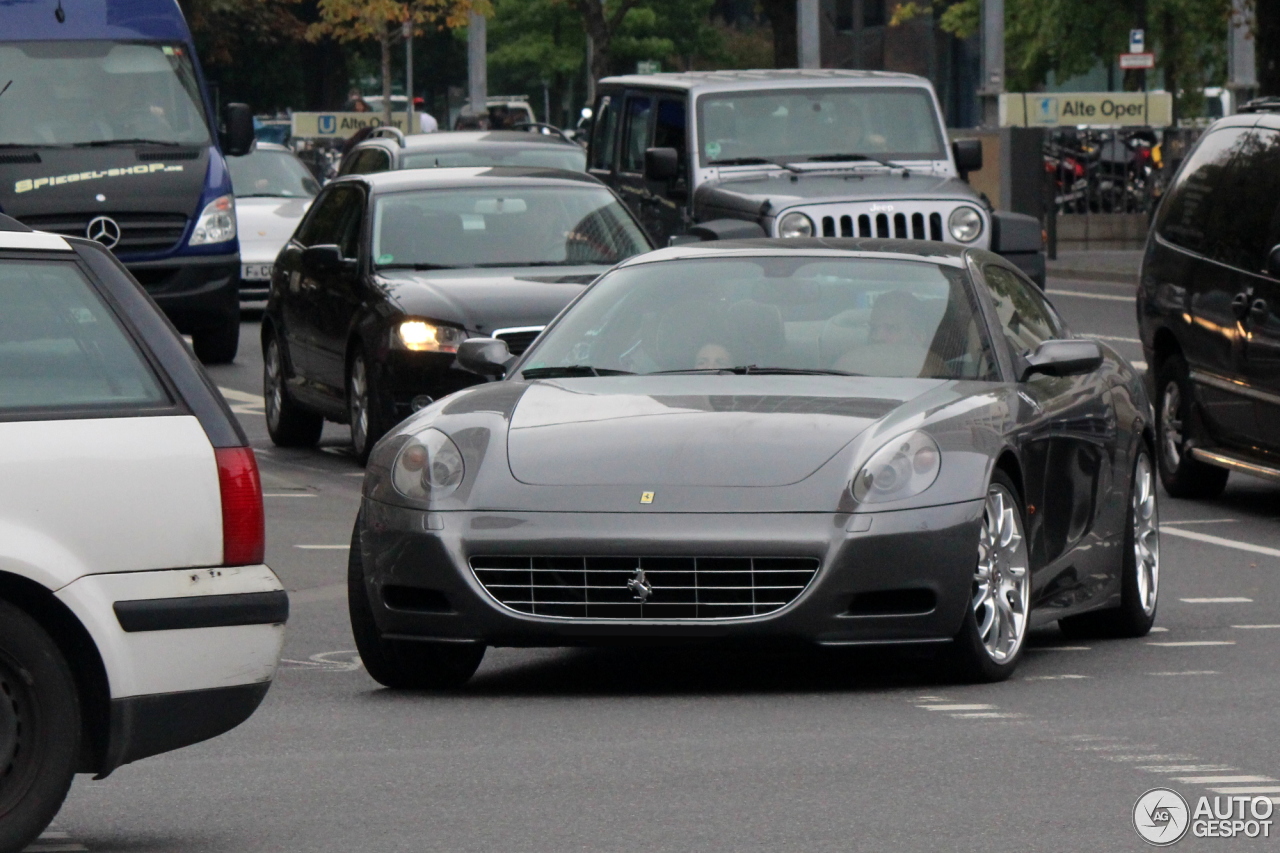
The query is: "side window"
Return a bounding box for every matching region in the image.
[1156,127,1249,261]
[654,97,688,178]
[588,95,617,171]
[620,94,653,173]
[1211,129,1280,273]
[294,187,353,247]
[334,190,365,260]
[348,148,391,175]
[0,260,168,415]
[981,264,1065,356]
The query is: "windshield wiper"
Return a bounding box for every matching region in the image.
[653,366,862,376]
[520,365,635,379]
[802,154,911,174]
[377,262,463,270]
[708,156,803,173]
[73,138,185,147]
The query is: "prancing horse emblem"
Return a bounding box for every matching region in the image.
[627,566,653,602]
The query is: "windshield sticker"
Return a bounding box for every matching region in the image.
[377,253,394,264]
[15,163,185,194]
[704,141,722,160]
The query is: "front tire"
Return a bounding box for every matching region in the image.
[0,600,81,853]
[1155,354,1228,498]
[347,350,387,466]
[1059,449,1159,639]
[944,470,1031,683]
[192,316,240,365]
[347,522,485,690]
[263,333,323,448]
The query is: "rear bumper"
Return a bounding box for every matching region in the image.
[125,252,239,333]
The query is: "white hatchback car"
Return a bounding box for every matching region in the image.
[0,216,286,853]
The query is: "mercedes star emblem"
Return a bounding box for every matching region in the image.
[86,215,121,249]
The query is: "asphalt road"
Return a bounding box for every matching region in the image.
[32,275,1280,853]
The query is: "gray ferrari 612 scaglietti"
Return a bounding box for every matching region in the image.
[349,239,1160,687]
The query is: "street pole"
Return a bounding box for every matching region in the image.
[403,20,415,135]
[797,0,820,68]
[980,0,1004,127]
[1228,0,1258,112]
[467,10,487,122]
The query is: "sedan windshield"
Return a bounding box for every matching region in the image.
[402,146,586,172]
[373,186,649,268]
[696,87,946,167]
[520,256,996,380]
[0,41,211,147]
[228,149,320,198]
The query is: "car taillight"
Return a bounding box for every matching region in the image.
[215,446,265,566]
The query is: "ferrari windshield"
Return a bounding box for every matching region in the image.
[520,255,997,380]
[696,87,946,166]
[0,41,212,147]
[373,186,649,268]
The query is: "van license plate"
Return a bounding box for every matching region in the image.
[241,263,273,281]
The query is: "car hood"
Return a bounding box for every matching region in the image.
[697,171,981,214]
[505,375,944,487]
[376,265,605,334]
[235,196,311,263]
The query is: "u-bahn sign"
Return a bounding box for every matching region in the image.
[1000,92,1173,128]
[291,112,413,139]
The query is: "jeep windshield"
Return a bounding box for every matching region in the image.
[0,41,212,147]
[696,87,946,168]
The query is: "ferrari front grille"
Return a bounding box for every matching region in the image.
[469,555,819,620]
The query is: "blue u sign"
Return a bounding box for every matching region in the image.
[318,115,336,133]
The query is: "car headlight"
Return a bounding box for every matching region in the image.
[778,211,814,238]
[397,320,468,353]
[852,430,941,504]
[392,428,465,500]
[189,194,236,245]
[947,206,983,243]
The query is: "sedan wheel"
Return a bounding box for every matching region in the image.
[347,351,386,465]
[1154,353,1228,498]
[263,334,323,448]
[945,471,1029,682]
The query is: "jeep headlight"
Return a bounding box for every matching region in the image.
[392,428,465,499]
[189,194,237,245]
[947,206,983,243]
[852,431,941,504]
[778,211,814,238]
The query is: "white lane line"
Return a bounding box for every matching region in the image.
[25,845,88,852]
[1081,333,1142,343]
[1028,646,1091,652]
[295,545,350,550]
[1147,640,1236,647]
[1024,674,1091,680]
[1160,525,1280,558]
[913,695,949,702]
[1162,518,1238,525]
[1149,671,1220,676]
[918,703,995,711]
[1046,289,1134,302]
[1103,754,1199,762]
[950,712,1025,718]
[1138,765,1238,773]
[1174,775,1277,784]
[1149,626,1169,632]
[1208,785,1280,795]
[1180,597,1253,603]
[263,493,318,498]
[1234,624,1280,629]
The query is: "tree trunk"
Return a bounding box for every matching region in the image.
[381,24,393,127]
[1260,0,1280,97]
[759,0,797,68]
[576,1,641,89]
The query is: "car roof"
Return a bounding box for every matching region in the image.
[369,131,578,153]
[345,166,605,193]
[250,142,292,153]
[598,68,931,94]
[616,238,970,269]
[0,214,73,251]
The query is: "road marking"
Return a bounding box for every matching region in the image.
[27,828,87,852]
[1233,624,1280,629]
[1147,640,1235,647]
[295,545,349,550]
[1159,525,1280,558]
[1174,775,1277,784]
[950,712,1025,718]
[1046,289,1134,302]
[1149,671,1220,676]
[263,492,318,498]
[218,386,262,403]
[280,650,363,672]
[1162,518,1238,525]
[918,703,995,711]
[1179,597,1253,603]
[1208,785,1280,795]
[1138,765,1238,773]
[1028,646,1091,652]
[1149,626,1169,632]
[913,695,949,702]
[1103,754,1199,762]
[1024,674,1091,680]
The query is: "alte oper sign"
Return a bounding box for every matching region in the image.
[291,112,414,139]
[999,92,1174,128]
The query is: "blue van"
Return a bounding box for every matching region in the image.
[0,0,254,362]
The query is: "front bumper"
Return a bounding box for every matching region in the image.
[123,251,240,333]
[374,350,487,422]
[54,564,287,775]
[359,499,984,647]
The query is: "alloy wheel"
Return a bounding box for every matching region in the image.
[265,340,284,433]
[349,356,369,455]
[1160,380,1183,468]
[1132,452,1160,616]
[973,484,1030,664]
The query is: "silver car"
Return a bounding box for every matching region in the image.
[228,142,320,305]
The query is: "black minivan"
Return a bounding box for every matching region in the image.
[1138,102,1280,497]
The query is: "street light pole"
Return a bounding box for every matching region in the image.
[980,0,1005,126]
[403,19,414,135]
[468,10,487,122]
[797,0,820,68]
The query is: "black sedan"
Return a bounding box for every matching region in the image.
[261,167,651,463]
[350,239,1161,687]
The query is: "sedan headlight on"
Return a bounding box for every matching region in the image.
[398,320,468,353]
[189,194,237,245]
[852,430,941,504]
[778,211,814,238]
[947,206,983,243]
[392,428,465,500]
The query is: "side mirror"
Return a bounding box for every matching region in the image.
[300,244,343,275]
[644,147,680,182]
[1267,244,1280,278]
[1020,339,1103,381]
[222,102,254,157]
[952,139,983,177]
[457,337,512,377]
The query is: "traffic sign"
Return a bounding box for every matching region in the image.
[1120,52,1155,70]
[1129,28,1145,53]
